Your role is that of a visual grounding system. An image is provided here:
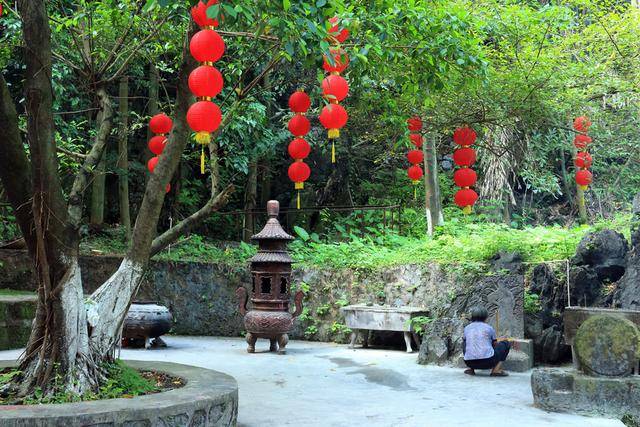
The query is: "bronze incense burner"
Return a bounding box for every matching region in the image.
[236,200,303,354]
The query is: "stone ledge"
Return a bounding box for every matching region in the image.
[0,360,238,427]
[532,367,640,422]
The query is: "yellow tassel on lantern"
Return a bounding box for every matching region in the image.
[195,131,211,145]
[579,185,589,191]
[297,191,301,210]
[414,186,417,200]
[331,141,336,164]
[462,205,473,215]
[328,128,340,139]
[295,182,304,190]
[200,146,206,175]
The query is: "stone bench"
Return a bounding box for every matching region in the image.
[340,305,428,353]
[0,291,36,350]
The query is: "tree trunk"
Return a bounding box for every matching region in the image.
[423,135,444,236]
[89,88,113,225]
[11,0,94,398]
[243,161,258,241]
[144,63,160,165]
[118,77,132,237]
[577,186,588,224]
[559,148,573,207]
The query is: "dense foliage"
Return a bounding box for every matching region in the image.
[1,0,638,243]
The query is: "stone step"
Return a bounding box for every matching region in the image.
[0,290,37,350]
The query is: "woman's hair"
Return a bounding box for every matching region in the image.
[470,306,489,322]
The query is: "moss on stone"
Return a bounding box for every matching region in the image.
[575,315,640,376]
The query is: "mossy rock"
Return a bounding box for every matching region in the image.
[575,315,640,377]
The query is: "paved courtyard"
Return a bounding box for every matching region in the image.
[0,336,623,427]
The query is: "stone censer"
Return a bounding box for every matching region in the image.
[236,200,304,354]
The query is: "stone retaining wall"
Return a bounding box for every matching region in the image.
[0,360,238,427]
[0,294,36,350]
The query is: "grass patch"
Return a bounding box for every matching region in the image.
[0,360,183,405]
[80,215,633,271]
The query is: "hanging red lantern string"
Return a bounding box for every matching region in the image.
[188,1,226,174]
[287,90,312,209]
[147,114,173,193]
[319,17,350,164]
[405,116,424,199]
[453,126,478,214]
[573,116,593,192]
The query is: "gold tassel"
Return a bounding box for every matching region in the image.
[195,131,211,145]
[414,185,417,200]
[200,146,205,175]
[297,191,301,210]
[462,205,472,215]
[331,141,336,164]
[295,182,304,190]
[328,128,340,139]
[579,185,589,191]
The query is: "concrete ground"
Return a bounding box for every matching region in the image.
[0,336,623,427]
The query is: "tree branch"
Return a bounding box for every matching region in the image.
[149,185,234,257]
[67,87,114,227]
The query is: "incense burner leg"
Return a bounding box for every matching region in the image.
[246,332,257,353]
[269,338,278,352]
[277,334,289,355]
[404,332,413,353]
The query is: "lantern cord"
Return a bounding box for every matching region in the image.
[297,191,301,210]
[200,146,206,175]
[331,141,336,164]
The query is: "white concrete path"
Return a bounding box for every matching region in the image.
[0,336,623,427]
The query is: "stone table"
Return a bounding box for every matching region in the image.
[340,305,428,353]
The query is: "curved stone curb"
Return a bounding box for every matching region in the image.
[0,360,238,427]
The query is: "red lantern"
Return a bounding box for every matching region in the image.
[191,0,219,28]
[147,156,159,173]
[407,165,424,183]
[149,113,173,135]
[574,116,592,133]
[409,133,424,148]
[407,150,424,165]
[289,91,311,113]
[148,136,167,155]
[190,29,225,63]
[454,168,478,188]
[576,169,593,187]
[189,65,223,98]
[573,134,592,149]
[574,152,593,169]
[288,161,311,188]
[328,17,350,43]
[322,48,350,74]
[453,127,477,146]
[187,101,222,144]
[455,189,479,210]
[288,115,311,137]
[319,104,348,139]
[453,147,477,167]
[166,183,171,194]
[288,138,311,160]
[322,75,349,103]
[407,117,422,132]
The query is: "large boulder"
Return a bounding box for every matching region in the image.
[574,315,640,377]
[569,266,603,307]
[417,318,464,366]
[535,325,571,364]
[573,230,628,282]
[615,196,640,310]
